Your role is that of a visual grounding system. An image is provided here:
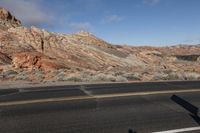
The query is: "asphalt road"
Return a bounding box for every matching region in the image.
[0,81,200,133]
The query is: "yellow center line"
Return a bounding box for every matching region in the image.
[0,89,200,106]
[95,89,200,98]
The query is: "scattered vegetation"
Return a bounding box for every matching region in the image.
[14,73,30,81]
[122,73,142,81]
[92,73,118,82]
[2,70,18,78]
[0,68,199,83]
[152,71,200,81]
[63,75,82,82]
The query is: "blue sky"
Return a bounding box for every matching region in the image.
[1,0,200,45]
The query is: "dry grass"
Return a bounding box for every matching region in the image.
[91,73,128,82]
[122,73,142,81]
[92,73,117,82]
[152,71,200,81]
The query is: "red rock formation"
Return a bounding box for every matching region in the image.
[0,7,200,82]
[12,52,65,71]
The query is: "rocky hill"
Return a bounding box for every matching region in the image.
[0,7,21,29]
[0,7,200,83]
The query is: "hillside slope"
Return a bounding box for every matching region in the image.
[0,7,200,82]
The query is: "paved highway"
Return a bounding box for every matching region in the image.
[0,81,200,133]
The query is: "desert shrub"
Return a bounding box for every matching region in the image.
[190,72,200,79]
[2,70,18,78]
[56,72,83,82]
[56,71,66,81]
[15,73,30,81]
[180,72,200,80]
[115,76,128,82]
[34,73,44,81]
[122,73,141,81]
[81,70,94,77]
[113,71,125,76]
[31,69,44,81]
[152,72,200,81]
[62,74,82,82]
[162,69,173,74]
[166,72,184,80]
[0,73,3,79]
[151,73,168,81]
[57,71,65,77]
[92,73,117,82]
[198,57,200,61]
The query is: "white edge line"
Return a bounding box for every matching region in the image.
[152,126,200,133]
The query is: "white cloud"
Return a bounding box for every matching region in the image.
[181,38,200,44]
[0,0,54,26]
[102,15,124,24]
[69,22,92,31]
[143,0,160,6]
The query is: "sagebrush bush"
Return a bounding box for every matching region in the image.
[152,72,200,81]
[180,72,200,80]
[15,73,30,81]
[92,73,117,82]
[63,75,82,82]
[115,76,128,82]
[166,72,184,80]
[3,70,18,78]
[122,73,141,81]
[151,73,168,81]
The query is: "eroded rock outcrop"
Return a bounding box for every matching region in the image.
[12,52,66,71]
[0,7,21,29]
[0,7,200,82]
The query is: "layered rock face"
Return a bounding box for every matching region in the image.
[0,7,21,29]
[0,8,200,82]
